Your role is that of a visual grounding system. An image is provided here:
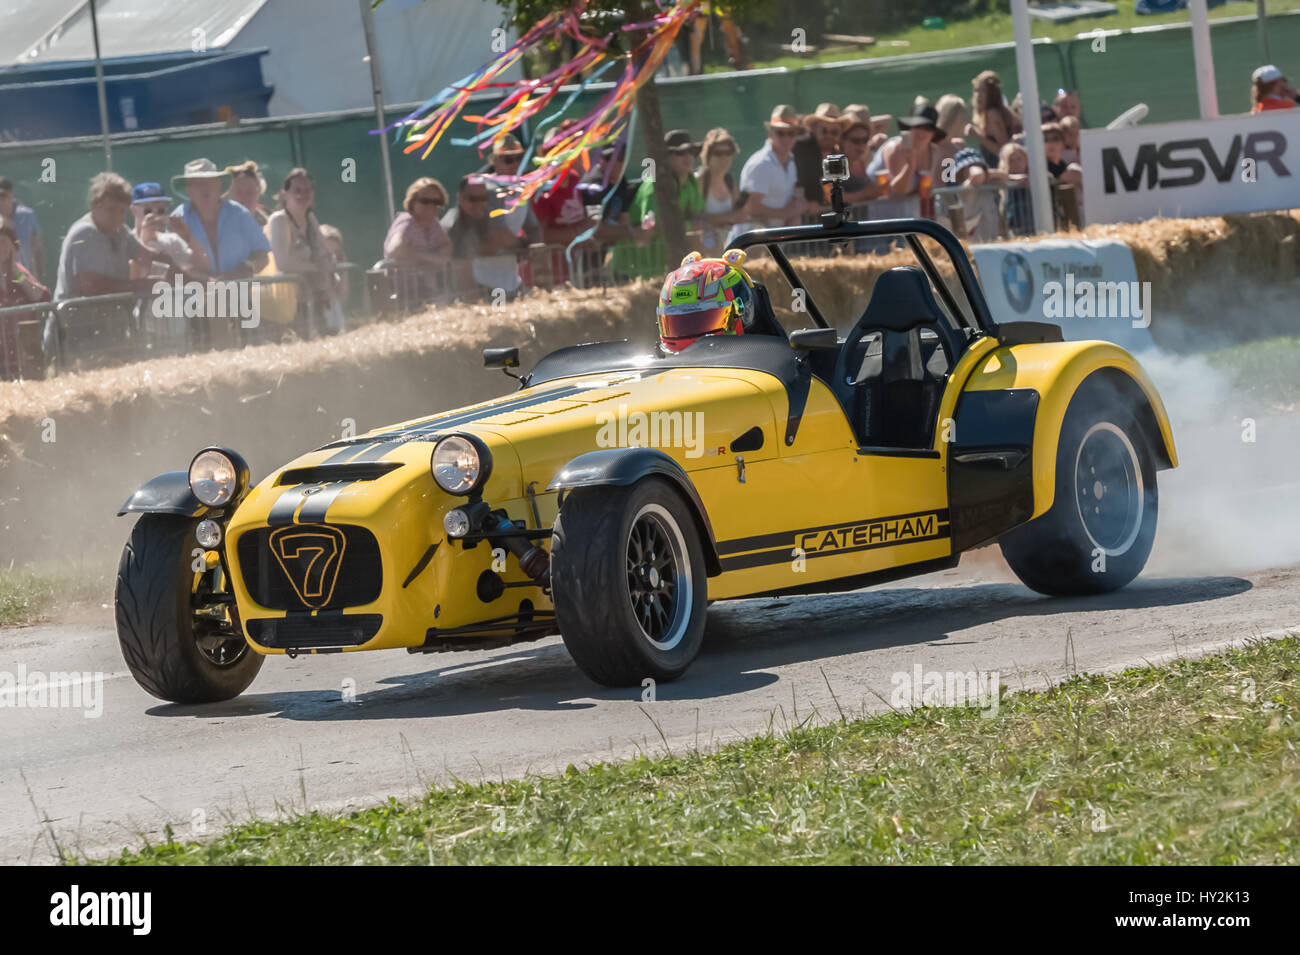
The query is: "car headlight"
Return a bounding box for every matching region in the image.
[188,448,249,508]
[431,434,492,496]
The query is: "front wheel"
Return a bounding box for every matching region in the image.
[115,514,263,703]
[551,478,709,686]
[999,394,1158,596]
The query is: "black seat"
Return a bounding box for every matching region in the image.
[831,267,960,448]
[742,281,787,340]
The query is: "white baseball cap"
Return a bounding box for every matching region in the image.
[1252,64,1284,84]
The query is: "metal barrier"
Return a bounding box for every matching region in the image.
[53,292,138,372]
[932,181,1082,241]
[22,190,1093,378]
[0,301,51,381]
[334,262,369,321]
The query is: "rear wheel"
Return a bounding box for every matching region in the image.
[551,478,708,686]
[115,515,263,703]
[999,394,1158,596]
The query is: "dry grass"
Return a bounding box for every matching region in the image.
[2,210,1296,466]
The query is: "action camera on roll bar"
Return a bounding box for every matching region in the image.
[821,153,850,227]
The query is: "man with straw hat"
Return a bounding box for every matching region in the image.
[170,157,269,279]
[733,105,807,238]
[795,102,852,204]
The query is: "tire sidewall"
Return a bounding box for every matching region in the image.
[608,479,709,678]
[116,514,262,702]
[1051,396,1158,586]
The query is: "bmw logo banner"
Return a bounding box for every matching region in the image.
[970,239,1156,352]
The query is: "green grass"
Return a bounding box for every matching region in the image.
[90,635,1300,865]
[0,564,112,628]
[720,1,1300,73]
[1216,334,1300,409]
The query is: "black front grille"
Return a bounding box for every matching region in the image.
[237,524,382,611]
[246,614,382,649]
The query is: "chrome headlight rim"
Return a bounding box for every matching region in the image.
[430,433,493,497]
[188,447,250,509]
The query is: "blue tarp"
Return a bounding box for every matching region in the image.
[0,50,272,143]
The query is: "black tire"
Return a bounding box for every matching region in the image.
[999,391,1158,596]
[551,478,709,686]
[115,515,263,703]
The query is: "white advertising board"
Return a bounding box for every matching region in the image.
[971,238,1154,352]
[1080,111,1300,225]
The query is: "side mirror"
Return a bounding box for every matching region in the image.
[789,327,839,352]
[483,347,519,369]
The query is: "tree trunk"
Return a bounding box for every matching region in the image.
[629,6,689,268]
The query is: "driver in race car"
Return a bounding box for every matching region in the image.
[656,248,755,352]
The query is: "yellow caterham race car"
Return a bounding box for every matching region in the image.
[113,168,1177,703]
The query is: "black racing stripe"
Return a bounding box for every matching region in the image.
[717,508,952,556]
[720,523,950,571]
[397,383,588,438]
[295,482,351,524]
[266,485,315,525]
[316,384,588,451]
[319,444,370,465]
[348,440,405,463]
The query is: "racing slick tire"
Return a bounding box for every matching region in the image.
[551,477,709,686]
[115,514,263,703]
[999,391,1158,597]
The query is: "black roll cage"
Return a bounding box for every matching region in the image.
[727,170,1000,340]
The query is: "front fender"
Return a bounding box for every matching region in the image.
[118,471,206,518]
[964,340,1177,520]
[548,448,722,576]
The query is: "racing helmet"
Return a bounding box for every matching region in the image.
[656,249,755,353]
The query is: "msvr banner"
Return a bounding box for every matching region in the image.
[1080,111,1300,225]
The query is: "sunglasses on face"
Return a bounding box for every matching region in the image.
[415,196,445,206]
[845,135,870,145]
[461,193,489,204]
[499,154,523,166]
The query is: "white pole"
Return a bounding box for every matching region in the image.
[88,0,112,171]
[1255,0,1270,65]
[1189,0,1219,119]
[359,0,396,224]
[1011,0,1054,234]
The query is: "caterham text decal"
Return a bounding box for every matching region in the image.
[717,508,950,571]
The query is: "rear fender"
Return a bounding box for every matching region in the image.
[964,341,1177,520]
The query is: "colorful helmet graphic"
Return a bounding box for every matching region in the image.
[656,249,755,353]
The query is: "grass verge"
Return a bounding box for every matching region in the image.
[0,564,112,628]
[90,635,1299,865]
[1216,334,1300,410]
[724,2,1300,73]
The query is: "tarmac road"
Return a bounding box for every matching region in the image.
[2,554,1298,863]
[2,407,1299,863]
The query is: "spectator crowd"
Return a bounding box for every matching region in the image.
[3,59,1294,343]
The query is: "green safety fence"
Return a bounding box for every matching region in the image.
[2,11,1296,291]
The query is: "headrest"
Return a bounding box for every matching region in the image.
[858,267,947,334]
